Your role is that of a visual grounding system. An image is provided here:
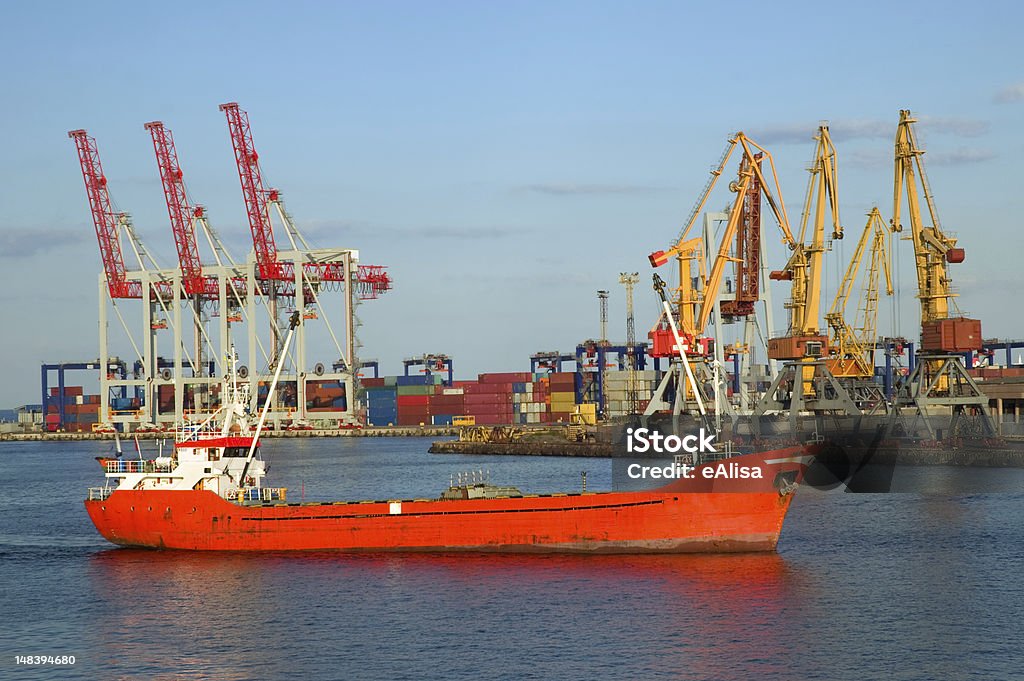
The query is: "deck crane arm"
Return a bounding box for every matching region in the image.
[892,109,979,351]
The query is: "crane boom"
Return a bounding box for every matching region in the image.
[68,129,143,299]
[648,133,794,348]
[219,102,283,280]
[218,102,391,298]
[144,121,207,296]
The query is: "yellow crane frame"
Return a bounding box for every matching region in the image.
[768,124,843,360]
[825,208,894,378]
[649,133,796,342]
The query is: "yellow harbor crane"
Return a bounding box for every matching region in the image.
[892,109,980,351]
[752,125,861,432]
[645,133,795,419]
[891,109,993,439]
[648,133,796,348]
[768,124,843,362]
[825,208,894,379]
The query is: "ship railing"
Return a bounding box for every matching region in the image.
[88,487,112,501]
[105,459,176,474]
[176,423,224,442]
[235,487,288,503]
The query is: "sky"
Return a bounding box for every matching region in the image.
[1,0,1022,406]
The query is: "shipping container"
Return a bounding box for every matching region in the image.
[479,372,533,384]
[395,375,430,386]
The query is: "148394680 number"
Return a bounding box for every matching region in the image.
[15,655,76,665]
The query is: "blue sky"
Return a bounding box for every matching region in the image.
[1,1,1022,405]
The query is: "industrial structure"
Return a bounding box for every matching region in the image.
[66,103,390,432]
[41,108,1015,442]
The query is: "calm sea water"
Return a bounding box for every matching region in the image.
[1,437,1022,680]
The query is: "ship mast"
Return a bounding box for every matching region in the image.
[240,311,302,483]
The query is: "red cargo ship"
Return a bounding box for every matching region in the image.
[85,443,811,552]
[84,322,813,553]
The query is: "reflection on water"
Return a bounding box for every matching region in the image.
[86,548,811,680]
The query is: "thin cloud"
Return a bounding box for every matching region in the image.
[994,82,1024,103]
[522,183,665,196]
[916,115,989,137]
[0,228,90,258]
[305,220,522,240]
[927,148,996,165]
[846,146,995,168]
[749,115,989,145]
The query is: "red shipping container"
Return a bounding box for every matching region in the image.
[464,393,511,406]
[397,405,431,417]
[396,395,430,407]
[429,395,465,409]
[478,372,532,384]
[361,377,386,388]
[397,414,431,426]
[549,373,576,389]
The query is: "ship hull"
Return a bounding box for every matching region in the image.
[84,447,810,553]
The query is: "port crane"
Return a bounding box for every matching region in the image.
[752,125,861,434]
[646,133,794,424]
[219,102,392,426]
[69,129,181,428]
[891,110,994,439]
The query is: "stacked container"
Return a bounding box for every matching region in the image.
[548,372,577,422]
[47,386,101,432]
[395,375,441,426]
[364,377,397,426]
[428,387,465,426]
[603,370,658,417]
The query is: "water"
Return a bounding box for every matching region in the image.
[1,438,1022,680]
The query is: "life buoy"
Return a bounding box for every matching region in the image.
[314,362,325,376]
